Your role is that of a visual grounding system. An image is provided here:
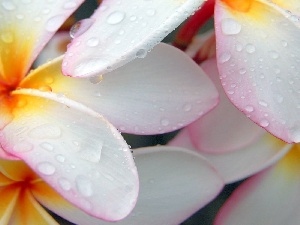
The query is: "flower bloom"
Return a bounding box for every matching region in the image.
[0,0,219,222]
[169,34,297,224]
[0,146,223,224]
[174,0,300,143]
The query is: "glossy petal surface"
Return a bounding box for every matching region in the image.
[188,58,263,153]
[63,0,205,77]
[23,44,218,135]
[215,145,300,225]
[0,0,83,83]
[215,0,300,142]
[0,90,138,221]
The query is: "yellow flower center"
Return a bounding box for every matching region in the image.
[221,0,253,12]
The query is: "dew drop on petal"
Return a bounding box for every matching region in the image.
[39,142,54,152]
[219,52,231,63]
[75,175,93,197]
[106,11,126,25]
[56,154,65,163]
[89,75,103,84]
[260,119,269,127]
[2,1,16,10]
[58,178,72,191]
[13,141,33,153]
[70,18,95,39]
[221,18,242,35]
[37,162,56,175]
[246,44,256,54]
[136,49,147,58]
[245,105,254,112]
[86,37,99,47]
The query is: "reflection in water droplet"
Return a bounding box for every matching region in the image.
[106,11,126,24]
[69,18,95,39]
[37,162,56,175]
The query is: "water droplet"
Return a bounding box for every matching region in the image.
[258,101,268,107]
[46,15,66,32]
[28,124,62,139]
[245,105,254,112]
[89,75,103,84]
[269,50,279,59]
[86,37,99,47]
[56,154,65,163]
[58,178,71,191]
[13,141,33,152]
[219,52,231,63]
[37,162,56,175]
[146,8,156,16]
[161,119,169,126]
[70,19,95,39]
[245,44,256,54]
[75,175,93,197]
[221,18,242,35]
[136,49,147,58]
[106,11,126,25]
[260,119,269,127]
[2,1,16,10]
[1,32,13,43]
[183,104,192,112]
[39,142,54,151]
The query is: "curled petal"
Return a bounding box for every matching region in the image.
[0,89,138,221]
[22,44,218,135]
[62,0,205,77]
[215,0,300,142]
[215,146,300,225]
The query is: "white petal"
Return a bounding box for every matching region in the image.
[0,89,138,221]
[215,0,300,143]
[23,44,218,135]
[62,0,205,77]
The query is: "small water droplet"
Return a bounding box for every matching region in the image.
[28,124,61,139]
[2,1,16,10]
[106,11,126,25]
[39,142,54,151]
[219,52,231,63]
[161,119,169,126]
[37,162,56,175]
[245,105,254,112]
[58,178,71,191]
[70,19,95,39]
[258,101,268,107]
[136,49,147,58]
[75,175,93,197]
[56,154,65,163]
[260,119,269,127]
[86,37,99,47]
[245,44,256,54]
[183,104,192,112]
[221,18,242,35]
[89,75,103,84]
[146,8,156,16]
[13,141,33,152]
[1,32,13,43]
[269,50,279,59]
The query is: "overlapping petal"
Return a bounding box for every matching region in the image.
[170,128,292,183]
[62,0,205,77]
[215,145,300,225]
[188,58,264,153]
[0,0,83,84]
[0,186,19,224]
[22,44,218,135]
[34,146,224,225]
[0,90,138,221]
[215,0,300,143]
[272,0,300,15]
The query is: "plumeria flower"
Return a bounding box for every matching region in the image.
[169,33,297,223]
[0,0,220,222]
[174,0,300,143]
[0,146,223,224]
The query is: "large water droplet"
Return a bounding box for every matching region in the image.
[221,18,242,35]
[70,19,95,39]
[106,11,126,24]
[136,49,147,58]
[37,162,56,175]
[75,175,93,197]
